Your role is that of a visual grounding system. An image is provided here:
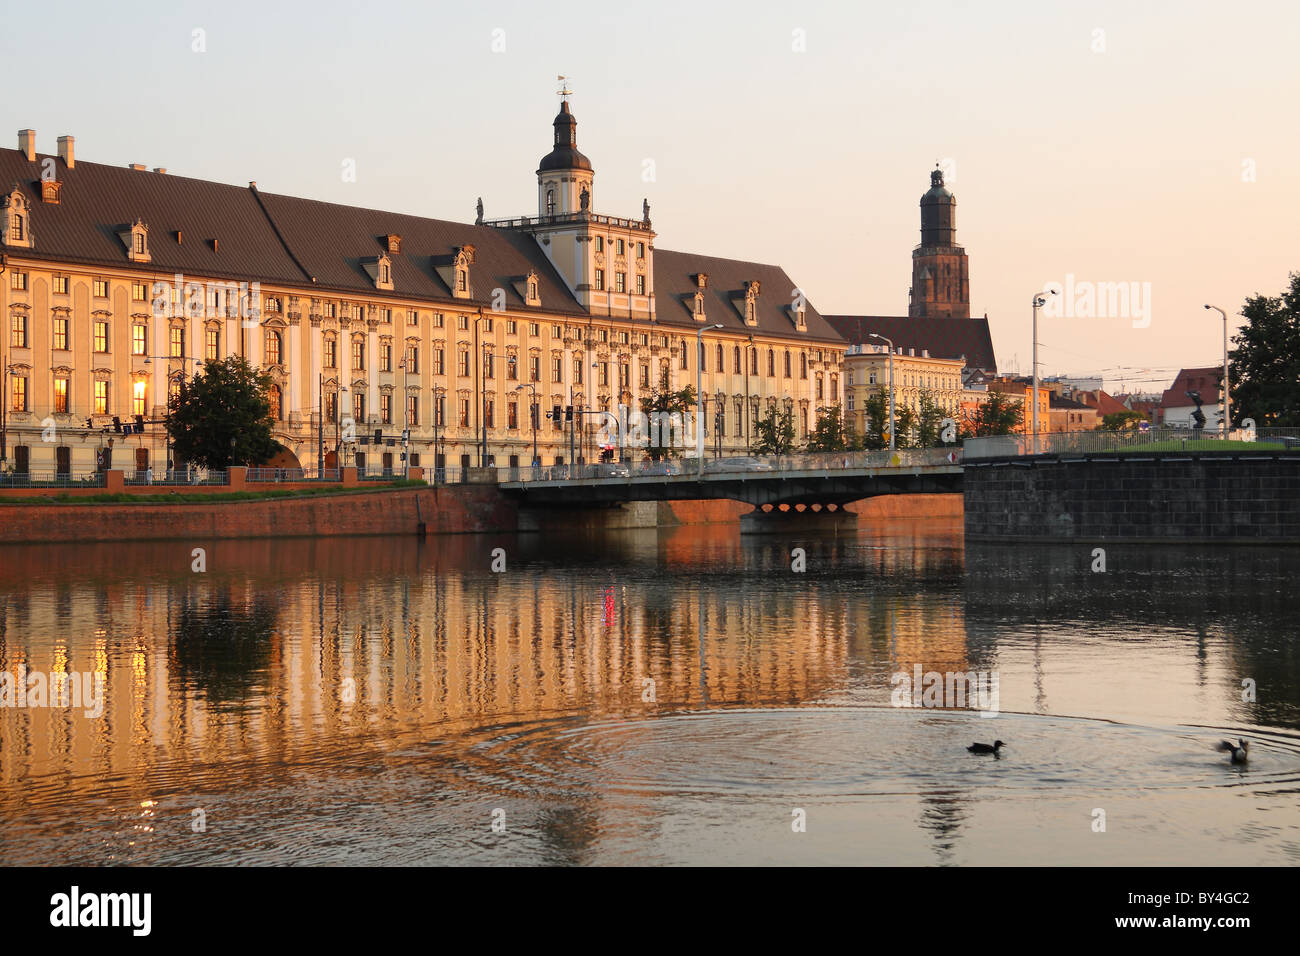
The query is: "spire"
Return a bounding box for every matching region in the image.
[538,86,592,173]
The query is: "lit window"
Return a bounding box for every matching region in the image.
[53,316,68,350]
[265,330,282,365]
[9,314,27,348]
[10,272,27,291]
[54,377,69,413]
[93,381,108,415]
[133,323,148,355]
[10,375,27,411]
[170,327,184,358]
[94,279,108,298]
[53,276,68,294]
[133,380,147,416]
[206,328,220,361]
[595,270,605,291]
[352,338,365,371]
[615,272,626,293]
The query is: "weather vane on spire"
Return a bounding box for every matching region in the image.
[557,75,572,102]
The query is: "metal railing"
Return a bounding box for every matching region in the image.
[245,467,344,483]
[497,447,962,484]
[964,426,1300,460]
[0,471,106,488]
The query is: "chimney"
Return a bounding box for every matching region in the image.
[18,129,35,161]
[57,135,74,168]
[153,167,167,175]
[129,163,146,171]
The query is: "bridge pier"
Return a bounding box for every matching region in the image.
[739,503,860,535]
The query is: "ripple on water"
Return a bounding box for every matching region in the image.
[433,707,1300,799]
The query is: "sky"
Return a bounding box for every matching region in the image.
[3,0,1296,393]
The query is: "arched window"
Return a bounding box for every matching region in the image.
[546,189,555,216]
[265,330,282,365]
[767,349,774,376]
[784,350,792,377]
[733,346,741,374]
[716,344,724,370]
[800,353,808,379]
[698,341,706,371]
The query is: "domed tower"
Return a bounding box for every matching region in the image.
[537,99,594,218]
[909,166,969,318]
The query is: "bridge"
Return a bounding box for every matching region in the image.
[498,449,962,528]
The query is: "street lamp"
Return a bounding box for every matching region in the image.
[868,333,895,452]
[398,353,410,480]
[1030,289,1057,454]
[515,382,539,470]
[1205,304,1230,435]
[696,324,724,478]
[432,384,447,482]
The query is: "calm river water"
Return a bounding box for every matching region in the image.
[1,518,1297,865]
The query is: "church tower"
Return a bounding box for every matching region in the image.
[908,166,969,319]
[537,98,594,217]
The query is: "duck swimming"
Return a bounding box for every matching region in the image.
[967,740,1004,754]
[1218,739,1249,763]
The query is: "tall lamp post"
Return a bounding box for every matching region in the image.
[515,381,538,469]
[1030,289,1057,454]
[1205,304,1230,435]
[432,384,447,482]
[398,353,410,480]
[144,354,200,477]
[473,308,489,467]
[696,324,724,478]
[868,333,895,452]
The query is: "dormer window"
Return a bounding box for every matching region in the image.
[743,280,760,327]
[457,269,467,292]
[385,234,401,254]
[2,189,33,249]
[120,219,150,263]
[694,291,706,321]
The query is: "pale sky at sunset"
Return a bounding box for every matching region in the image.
[3,0,1296,392]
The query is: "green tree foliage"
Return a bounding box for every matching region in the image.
[963,390,1023,437]
[1230,272,1300,426]
[804,405,857,452]
[1099,410,1145,431]
[167,357,276,469]
[638,369,697,460]
[914,390,948,447]
[753,404,797,455]
[861,391,915,450]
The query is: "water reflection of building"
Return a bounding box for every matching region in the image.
[0,533,925,794]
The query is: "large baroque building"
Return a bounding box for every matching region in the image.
[0,98,847,476]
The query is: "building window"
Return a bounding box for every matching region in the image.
[529,322,539,337]
[97,321,112,354]
[679,346,688,371]
[750,349,758,375]
[800,353,808,379]
[594,269,605,291]
[381,393,392,424]
[546,189,555,215]
[352,392,365,422]
[54,376,69,413]
[636,242,645,258]
[484,351,495,380]
[635,275,645,295]
[10,272,27,291]
[529,354,540,382]
[640,364,649,388]
[615,272,626,293]
[733,346,741,374]
[458,398,470,427]
[595,236,604,253]
[615,238,625,255]
[9,314,25,348]
[551,356,562,383]
[573,358,583,385]
[93,381,108,415]
[784,350,792,377]
[130,323,148,356]
[767,349,775,376]
[816,375,824,400]
[132,380,147,416]
[552,324,563,339]
[847,393,855,412]
[94,279,108,298]
[457,314,469,331]
[168,376,182,407]
[170,327,185,358]
[434,348,445,375]
[506,319,517,335]
[458,351,470,377]
[484,399,494,428]
[407,395,420,426]
[324,336,337,369]
[265,330,281,365]
[10,375,27,411]
[507,400,518,430]
[405,344,418,374]
[53,275,68,295]
[206,327,220,361]
[619,362,630,388]
[352,338,365,371]
[431,312,444,329]
[457,269,467,292]
[132,281,147,302]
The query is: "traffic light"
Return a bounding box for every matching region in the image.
[374,429,382,445]
[565,405,573,422]
[551,405,561,422]
[134,415,145,434]
[401,429,410,442]
[84,418,92,428]
[112,416,122,433]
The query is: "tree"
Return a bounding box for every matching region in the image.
[805,406,856,452]
[1229,272,1300,426]
[753,404,796,455]
[168,356,277,469]
[963,390,1023,437]
[861,391,915,450]
[1098,410,1144,431]
[914,390,948,447]
[638,369,697,460]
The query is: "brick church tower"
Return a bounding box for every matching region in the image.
[908,166,969,318]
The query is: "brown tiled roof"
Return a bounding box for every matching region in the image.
[1076,389,1131,416]
[652,248,844,344]
[823,314,997,372]
[1160,367,1223,409]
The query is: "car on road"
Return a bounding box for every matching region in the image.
[592,462,631,478]
[704,456,774,474]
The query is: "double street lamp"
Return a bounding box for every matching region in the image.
[696,323,724,477]
[1030,288,1058,454]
